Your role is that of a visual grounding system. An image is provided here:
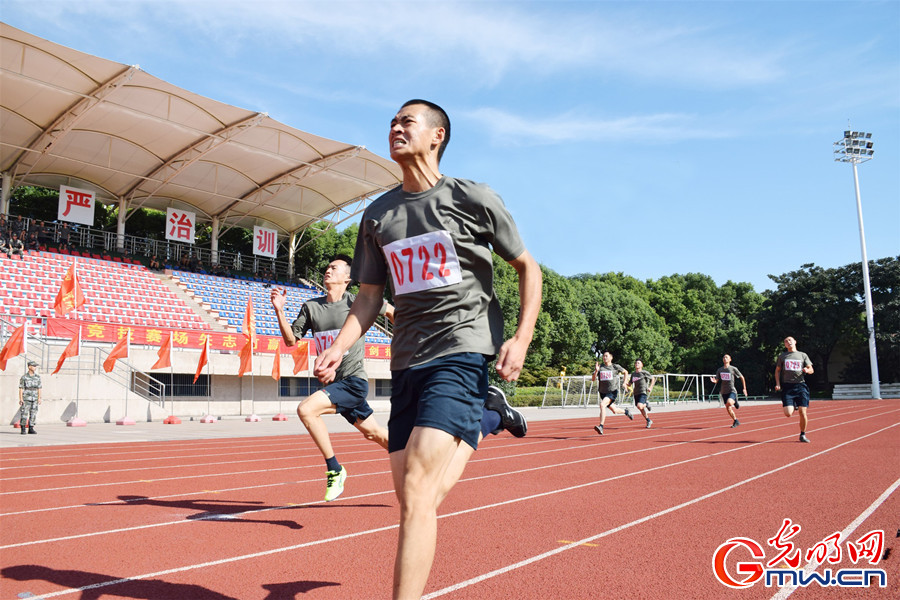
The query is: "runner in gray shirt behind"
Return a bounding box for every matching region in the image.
[272,255,392,502]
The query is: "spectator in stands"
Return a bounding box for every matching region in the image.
[35,221,52,246]
[26,230,40,251]
[149,256,162,271]
[710,354,747,429]
[11,214,26,236]
[179,254,190,271]
[0,234,9,258]
[592,351,632,435]
[8,233,24,257]
[58,222,72,250]
[0,214,9,238]
[774,336,814,443]
[313,100,540,599]
[271,255,394,502]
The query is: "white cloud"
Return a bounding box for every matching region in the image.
[13,0,787,89]
[463,106,731,146]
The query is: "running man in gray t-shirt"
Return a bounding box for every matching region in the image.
[710,354,747,429]
[774,336,814,443]
[272,255,392,501]
[591,351,633,435]
[627,359,656,429]
[314,100,542,599]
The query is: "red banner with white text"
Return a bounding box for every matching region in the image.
[45,318,391,359]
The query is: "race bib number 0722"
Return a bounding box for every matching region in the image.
[383,230,462,295]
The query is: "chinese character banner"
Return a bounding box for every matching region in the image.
[165,207,196,244]
[58,185,96,226]
[253,226,278,258]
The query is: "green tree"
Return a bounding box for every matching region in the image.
[838,256,900,383]
[573,275,673,372]
[758,263,862,390]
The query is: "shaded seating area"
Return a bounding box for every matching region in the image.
[173,271,392,344]
[0,252,210,330]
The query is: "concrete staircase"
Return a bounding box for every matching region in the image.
[152,271,232,331]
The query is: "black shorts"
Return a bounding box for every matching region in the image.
[781,382,810,408]
[322,376,374,424]
[722,392,737,404]
[601,390,618,404]
[388,352,488,453]
[634,393,648,406]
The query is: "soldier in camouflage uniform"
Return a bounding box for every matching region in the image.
[19,360,42,434]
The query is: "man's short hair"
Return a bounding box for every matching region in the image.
[330,254,353,268]
[401,99,451,163]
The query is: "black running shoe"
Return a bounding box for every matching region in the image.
[731,419,740,428]
[594,424,604,436]
[624,407,634,421]
[799,433,810,443]
[485,385,527,437]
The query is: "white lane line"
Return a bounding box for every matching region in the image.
[0,403,868,498]
[770,476,900,600]
[422,423,899,599]
[9,423,896,599]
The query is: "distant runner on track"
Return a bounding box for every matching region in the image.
[710,354,747,428]
[592,351,632,435]
[774,336,814,443]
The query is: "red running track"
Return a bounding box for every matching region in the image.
[0,400,897,599]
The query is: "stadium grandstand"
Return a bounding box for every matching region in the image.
[0,23,399,425]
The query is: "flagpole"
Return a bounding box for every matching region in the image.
[116,330,135,425]
[163,331,181,424]
[201,335,214,423]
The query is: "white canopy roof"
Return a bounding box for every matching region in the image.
[0,22,402,239]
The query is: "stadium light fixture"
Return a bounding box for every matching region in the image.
[834,129,881,399]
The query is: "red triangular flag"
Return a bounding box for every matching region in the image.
[53,262,86,316]
[52,328,80,375]
[193,336,209,384]
[238,297,255,377]
[291,340,309,374]
[0,324,26,371]
[151,331,172,370]
[238,339,253,377]
[103,330,130,373]
[271,349,281,381]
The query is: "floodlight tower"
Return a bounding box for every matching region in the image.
[833,130,880,399]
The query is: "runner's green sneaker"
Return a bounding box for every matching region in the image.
[324,467,347,502]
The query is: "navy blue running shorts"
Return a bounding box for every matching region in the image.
[388,352,488,453]
[722,392,737,404]
[601,390,619,404]
[322,376,374,424]
[634,393,648,406]
[781,382,810,408]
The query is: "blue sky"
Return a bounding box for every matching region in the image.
[4,1,898,292]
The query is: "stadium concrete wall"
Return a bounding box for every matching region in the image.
[1,347,391,425]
